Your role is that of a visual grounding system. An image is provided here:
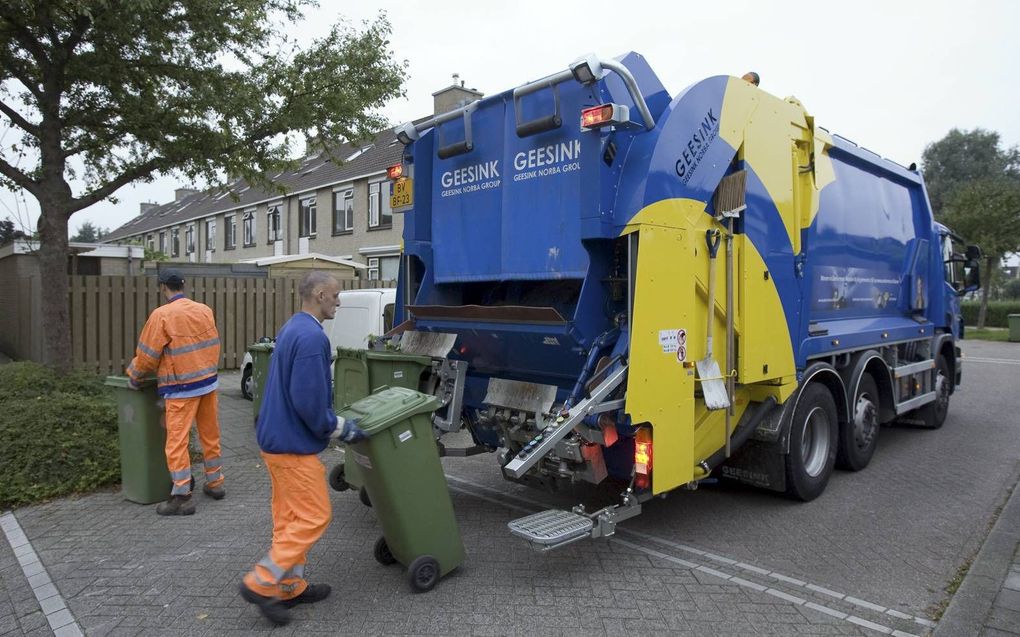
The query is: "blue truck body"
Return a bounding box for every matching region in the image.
[385,53,977,535]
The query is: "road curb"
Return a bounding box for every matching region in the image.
[934,467,1020,636]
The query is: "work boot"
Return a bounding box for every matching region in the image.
[239,583,290,626]
[281,583,331,608]
[155,495,195,516]
[202,483,225,500]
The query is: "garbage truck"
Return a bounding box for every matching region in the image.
[374,52,981,550]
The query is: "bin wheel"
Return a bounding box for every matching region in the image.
[407,556,440,593]
[373,537,397,566]
[359,487,372,507]
[328,465,350,492]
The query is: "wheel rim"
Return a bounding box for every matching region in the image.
[934,370,949,417]
[415,563,436,585]
[801,406,831,478]
[243,373,253,396]
[853,392,878,449]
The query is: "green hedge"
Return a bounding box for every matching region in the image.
[961,301,1020,328]
[0,363,120,508]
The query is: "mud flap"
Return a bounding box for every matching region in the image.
[719,439,787,492]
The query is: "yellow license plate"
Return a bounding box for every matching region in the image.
[390,177,413,209]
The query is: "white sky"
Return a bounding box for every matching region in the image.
[2,0,1018,237]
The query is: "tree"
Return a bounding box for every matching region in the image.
[69,220,106,242]
[939,177,1020,327]
[922,128,1020,216]
[0,216,22,245]
[922,129,1020,328]
[0,2,405,372]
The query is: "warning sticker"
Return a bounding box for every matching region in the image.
[398,430,413,443]
[659,329,687,354]
[393,370,404,379]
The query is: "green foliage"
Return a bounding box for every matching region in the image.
[961,301,1020,328]
[0,363,120,508]
[70,221,109,242]
[922,128,1020,216]
[0,217,26,245]
[964,327,1010,342]
[1002,278,1020,300]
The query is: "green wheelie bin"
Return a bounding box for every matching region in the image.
[329,347,434,499]
[338,386,463,593]
[248,342,275,423]
[104,376,172,504]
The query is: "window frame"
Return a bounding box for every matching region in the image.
[332,189,354,235]
[267,205,282,244]
[170,227,180,257]
[242,209,256,247]
[205,218,216,251]
[299,197,317,238]
[367,256,380,280]
[367,181,392,231]
[184,224,195,255]
[224,215,236,251]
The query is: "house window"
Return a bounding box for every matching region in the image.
[158,231,166,254]
[367,257,379,280]
[225,215,236,250]
[368,181,392,230]
[333,189,354,235]
[185,225,195,254]
[146,234,154,252]
[205,218,216,251]
[170,227,180,257]
[243,210,256,247]
[267,205,282,243]
[299,198,317,237]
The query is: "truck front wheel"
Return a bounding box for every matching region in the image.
[917,355,951,429]
[836,373,880,471]
[785,383,838,501]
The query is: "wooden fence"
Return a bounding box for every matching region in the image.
[67,275,394,375]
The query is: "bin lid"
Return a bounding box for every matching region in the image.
[365,350,433,365]
[338,386,439,435]
[104,375,155,388]
[248,343,275,353]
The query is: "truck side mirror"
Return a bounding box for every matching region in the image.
[965,245,982,261]
[962,259,981,295]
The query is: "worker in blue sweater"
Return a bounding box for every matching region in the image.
[240,270,367,626]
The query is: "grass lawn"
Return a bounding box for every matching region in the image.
[964,327,1012,342]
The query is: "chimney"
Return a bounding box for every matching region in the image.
[432,73,483,116]
[174,188,199,202]
[139,202,158,215]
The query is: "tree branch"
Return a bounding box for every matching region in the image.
[67,158,163,214]
[0,98,40,136]
[0,156,39,197]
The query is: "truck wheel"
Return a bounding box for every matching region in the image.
[836,373,880,471]
[328,464,349,492]
[917,355,951,429]
[785,383,838,501]
[359,486,372,507]
[374,537,397,565]
[241,364,254,401]
[408,556,440,592]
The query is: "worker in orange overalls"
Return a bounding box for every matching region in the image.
[127,268,224,515]
[240,271,366,626]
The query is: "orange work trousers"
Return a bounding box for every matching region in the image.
[164,391,223,496]
[243,453,332,600]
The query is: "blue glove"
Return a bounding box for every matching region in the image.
[338,417,368,443]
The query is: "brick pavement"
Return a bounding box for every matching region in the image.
[2,343,1018,636]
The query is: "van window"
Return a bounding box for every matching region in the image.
[383,303,395,333]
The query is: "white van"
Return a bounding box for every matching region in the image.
[240,287,396,400]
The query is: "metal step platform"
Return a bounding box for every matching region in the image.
[508,509,594,551]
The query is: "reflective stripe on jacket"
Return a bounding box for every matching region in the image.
[127,295,220,397]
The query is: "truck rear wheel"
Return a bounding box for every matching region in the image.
[785,383,838,501]
[836,373,880,471]
[916,355,951,429]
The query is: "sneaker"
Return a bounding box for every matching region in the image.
[155,495,195,516]
[202,483,225,500]
[281,583,331,608]
[239,583,290,626]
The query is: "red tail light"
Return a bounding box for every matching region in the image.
[387,163,403,180]
[634,428,652,475]
[581,105,615,129]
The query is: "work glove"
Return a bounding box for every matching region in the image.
[332,417,368,443]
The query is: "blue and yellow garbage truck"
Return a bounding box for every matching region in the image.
[381,52,981,550]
